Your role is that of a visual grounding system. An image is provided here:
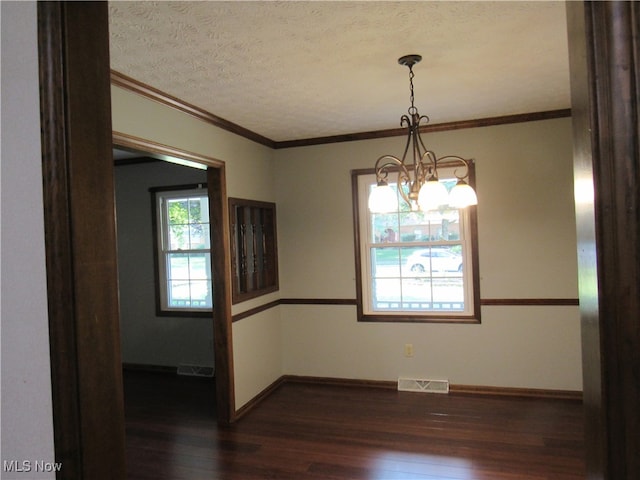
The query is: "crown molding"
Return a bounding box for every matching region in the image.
[111,70,571,150]
[274,109,572,149]
[110,70,275,148]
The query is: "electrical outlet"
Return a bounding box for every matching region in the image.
[404,343,414,357]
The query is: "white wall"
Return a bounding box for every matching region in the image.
[232,308,282,407]
[275,118,582,391]
[115,161,214,368]
[0,2,56,477]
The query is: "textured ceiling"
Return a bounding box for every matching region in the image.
[109,1,570,143]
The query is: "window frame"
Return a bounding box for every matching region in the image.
[229,197,279,304]
[151,184,213,317]
[351,164,481,324]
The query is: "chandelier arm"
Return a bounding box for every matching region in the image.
[410,123,425,185]
[399,114,414,162]
[437,155,472,180]
[412,116,435,181]
[373,154,412,206]
[418,149,438,181]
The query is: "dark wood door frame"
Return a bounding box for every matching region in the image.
[567,2,640,479]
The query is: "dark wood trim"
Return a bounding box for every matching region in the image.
[279,298,358,305]
[359,315,480,324]
[38,2,126,478]
[113,131,224,168]
[38,4,82,477]
[352,171,366,324]
[231,299,355,324]
[231,297,580,325]
[207,166,236,424]
[449,384,583,402]
[111,70,275,149]
[567,2,640,478]
[233,376,286,421]
[283,375,582,401]
[232,300,280,323]
[274,109,572,149]
[284,375,397,390]
[481,298,579,306]
[148,183,208,194]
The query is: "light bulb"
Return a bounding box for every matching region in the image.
[449,180,478,208]
[417,179,449,211]
[368,183,398,213]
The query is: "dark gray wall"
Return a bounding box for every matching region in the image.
[115,160,214,369]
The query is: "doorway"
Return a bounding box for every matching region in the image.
[112,133,235,428]
[113,148,223,475]
[113,148,214,376]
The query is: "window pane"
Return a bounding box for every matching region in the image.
[432,276,465,309]
[186,280,212,308]
[371,247,401,277]
[166,253,213,309]
[401,277,433,308]
[188,253,211,280]
[402,245,464,275]
[168,199,189,225]
[398,210,433,242]
[188,197,204,223]
[372,278,402,309]
[168,225,190,250]
[189,224,210,249]
[167,253,189,280]
[167,280,212,308]
[429,209,461,241]
[167,279,190,307]
[370,212,399,243]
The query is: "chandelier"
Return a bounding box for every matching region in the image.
[368,54,478,213]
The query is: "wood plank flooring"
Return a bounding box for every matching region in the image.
[123,371,585,479]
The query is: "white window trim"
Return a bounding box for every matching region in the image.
[154,187,212,314]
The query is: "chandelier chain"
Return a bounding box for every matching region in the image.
[408,65,417,115]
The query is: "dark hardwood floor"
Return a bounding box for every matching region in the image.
[123,371,585,479]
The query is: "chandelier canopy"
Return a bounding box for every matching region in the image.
[369,54,478,213]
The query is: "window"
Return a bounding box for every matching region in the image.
[352,166,480,323]
[229,198,279,303]
[152,185,212,315]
